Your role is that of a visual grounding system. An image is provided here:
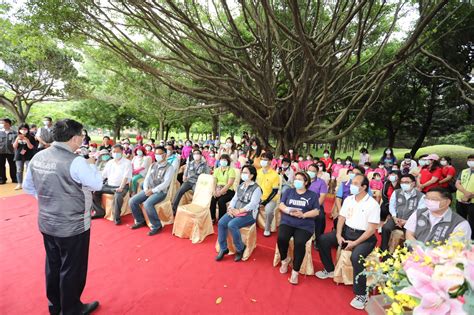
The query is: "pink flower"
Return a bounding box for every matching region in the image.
[400,268,466,315]
[464,260,474,288]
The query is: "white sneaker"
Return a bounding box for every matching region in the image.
[350,295,368,310]
[263,230,271,237]
[377,227,382,233]
[315,269,334,279]
[279,257,291,274]
[14,185,22,190]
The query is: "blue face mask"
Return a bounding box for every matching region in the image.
[102,155,111,161]
[112,153,122,160]
[220,160,228,167]
[307,171,316,179]
[241,173,250,182]
[349,173,356,180]
[294,180,305,190]
[350,184,360,195]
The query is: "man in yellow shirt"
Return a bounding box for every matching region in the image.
[257,152,280,236]
[456,154,474,240]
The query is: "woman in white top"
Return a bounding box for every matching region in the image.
[316,161,331,185]
[359,148,371,166]
[130,146,152,195]
[217,137,238,167]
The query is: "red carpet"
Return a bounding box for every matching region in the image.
[0,194,363,315]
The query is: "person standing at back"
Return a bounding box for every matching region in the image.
[23,119,103,315]
[36,116,54,150]
[0,118,17,185]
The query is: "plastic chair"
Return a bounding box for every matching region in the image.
[172,174,216,243]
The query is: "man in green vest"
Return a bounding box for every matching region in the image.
[455,154,474,240]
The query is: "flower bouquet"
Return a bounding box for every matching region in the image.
[363,234,474,314]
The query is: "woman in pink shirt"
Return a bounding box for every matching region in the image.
[181,140,193,160]
[369,172,383,203]
[373,162,387,181]
[331,158,344,179]
[206,149,217,169]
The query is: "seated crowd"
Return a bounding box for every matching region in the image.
[2,117,474,311]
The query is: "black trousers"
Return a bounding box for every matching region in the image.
[380,202,390,222]
[210,190,235,221]
[277,224,313,272]
[380,219,404,251]
[172,181,195,213]
[92,183,129,222]
[318,226,377,295]
[42,229,90,315]
[314,205,326,242]
[457,202,474,240]
[0,153,17,183]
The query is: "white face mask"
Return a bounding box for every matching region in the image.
[385,150,391,154]
[440,160,447,166]
[155,154,163,162]
[43,121,49,126]
[0,123,4,129]
[298,157,303,161]
[468,161,474,168]
[260,160,269,168]
[241,173,250,182]
[20,130,28,135]
[345,161,351,165]
[251,145,257,150]
[289,150,293,154]
[193,154,201,161]
[323,153,329,158]
[225,143,232,148]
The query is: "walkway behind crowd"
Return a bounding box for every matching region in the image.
[0,189,362,315]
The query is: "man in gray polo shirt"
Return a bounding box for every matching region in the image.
[23,119,103,315]
[405,187,471,243]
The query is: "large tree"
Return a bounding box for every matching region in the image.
[28,0,462,152]
[0,6,79,123]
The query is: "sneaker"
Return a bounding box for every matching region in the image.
[263,230,271,237]
[279,257,291,274]
[315,269,334,279]
[14,185,22,190]
[377,227,382,233]
[350,295,368,310]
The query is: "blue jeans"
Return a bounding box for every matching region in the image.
[129,190,167,230]
[218,213,255,252]
[15,160,29,184]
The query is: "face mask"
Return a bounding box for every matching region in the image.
[307,171,316,179]
[225,143,232,148]
[336,161,341,165]
[102,155,111,161]
[468,161,474,168]
[260,160,268,168]
[389,175,397,182]
[298,157,304,161]
[279,156,284,160]
[82,132,86,136]
[193,154,201,161]
[306,157,311,161]
[137,150,143,156]
[400,183,412,192]
[392,168,399,171]
[112,153,122,160]
[0,123,4,129]
[123,143,130,147]
[378,165,384,169]
[345,161,351,165]
[440,161,447,166]
[385,150,391,154]
[155,154,164,162]
[350,184,360,195]
[289,150,293,154]
[91,148,97,153]
[294,180,304,190]
[251,145,257,150]
[146,146,152,151]
[20,130,28,135]
[43,121,49,126]
[404,159,411,164]
[241,173,249,182]
[220,160,228,167]
[349,173,355,180]
[186,142,191,147]
[210,153,215,157]
[282,164,289,169]
[374,177,381,181]
[364,166,369,170]
[425,199,440,212]
[323,153,329,158]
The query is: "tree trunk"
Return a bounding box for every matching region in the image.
[410,82,437,157]
[154,128,158,141]
[386,122,397,148]
[330,140,338,159]
[184,123,192,140]
[164,124,170,141]
[113,123,121,142]
[158,119,164,141]
[212,115,219,138]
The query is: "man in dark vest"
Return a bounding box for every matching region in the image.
[23,119,103,315]
[36,116,54,150]
[380,174,425,251]
[0,118,17,184]
[129,146,174,236]
[405,187,472,243]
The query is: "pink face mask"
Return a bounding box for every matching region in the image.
[425,199,440,212]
